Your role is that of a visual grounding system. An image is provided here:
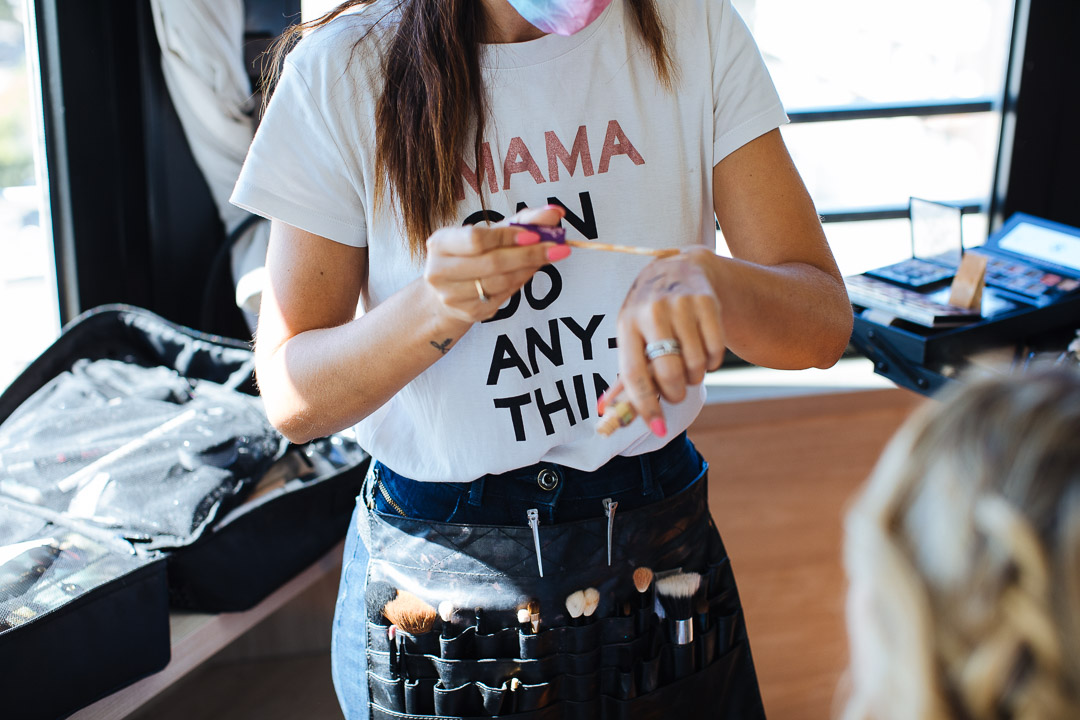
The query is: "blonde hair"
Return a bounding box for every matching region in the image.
[842,367,1080,720]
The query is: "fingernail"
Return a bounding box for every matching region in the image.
[543,204,566,217]
[546,245,571,261]
[597,394,608,416]
[515,231,541,245]
[649,418,667,437]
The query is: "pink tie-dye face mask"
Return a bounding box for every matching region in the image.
[506,0,614,36]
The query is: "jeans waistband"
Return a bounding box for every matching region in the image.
[369,432,702,525]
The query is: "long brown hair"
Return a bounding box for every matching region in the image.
[267,0,673,258]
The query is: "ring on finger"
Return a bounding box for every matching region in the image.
[474,278,490,303]
[645,338,682,361]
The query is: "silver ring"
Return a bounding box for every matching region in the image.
[474,278,490,303]
[645,338,682,361]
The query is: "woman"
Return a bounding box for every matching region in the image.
[232,0,851,717]
[843,367,1080,720]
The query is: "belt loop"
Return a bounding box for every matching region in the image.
[467,476,486,507]
[640,452,656,496]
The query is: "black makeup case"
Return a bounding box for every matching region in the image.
[0,304,369,719]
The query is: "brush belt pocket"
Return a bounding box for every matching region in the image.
[359,467,762,718]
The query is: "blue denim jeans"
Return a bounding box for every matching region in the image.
[330,433,705,719]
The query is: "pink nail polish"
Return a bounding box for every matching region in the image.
[543,204,566,217]
[515,231,541,245]
[649,418,667,437]
[597,394,608,416]
[546,245,571,261]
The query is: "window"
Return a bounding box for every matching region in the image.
[0,0,58,391]
[732,0,1015,275]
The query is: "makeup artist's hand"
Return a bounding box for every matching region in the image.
[423,205,570,324]
[603,249,726,436]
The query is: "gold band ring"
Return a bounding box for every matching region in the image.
[474,278,490,303]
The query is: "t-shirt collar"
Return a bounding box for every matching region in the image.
[479,0,618,69]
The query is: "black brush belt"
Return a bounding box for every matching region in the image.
[357,467,766,719]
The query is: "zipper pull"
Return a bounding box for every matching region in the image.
[603,497,618,566]
[527,508,543,577]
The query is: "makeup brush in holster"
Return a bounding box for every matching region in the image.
[384,591,440,658]
[632,567,655,634]
[655,572,701,646]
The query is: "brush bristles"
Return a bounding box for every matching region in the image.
[438,601,454,624]
[565,590,585,619]
[655,572,702,620]
[633,567,653,593]
[384,592,438,635]
[517,607,531,625]
[583,588,600,617]
[367,581,399,624]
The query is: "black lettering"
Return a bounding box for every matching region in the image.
[547,192,598,239]
[487,335,532,385]
[524,265,563,311]
[593,372,610,400]
[534,380,577,436]
[560,315,604,361]
[462,209,505,226]
[482,291,521,324]
[494,394,532,442]
[572,373,590,421]
[525,319,564,374]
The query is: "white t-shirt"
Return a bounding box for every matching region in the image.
[231,0,787,482]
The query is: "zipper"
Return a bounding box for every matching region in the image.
[603,498,618,566]
[527,508,543,577]
[377,478,406,516]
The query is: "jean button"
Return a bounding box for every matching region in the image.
[537,469,559,491]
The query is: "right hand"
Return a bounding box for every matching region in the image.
[423,205,571,323]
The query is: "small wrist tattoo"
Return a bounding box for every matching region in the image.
[430,338,453,355]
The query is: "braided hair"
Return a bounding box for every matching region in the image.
[842,367,1080,720]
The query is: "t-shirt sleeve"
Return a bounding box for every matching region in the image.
[230,56,368,247]
[709,0,789,165]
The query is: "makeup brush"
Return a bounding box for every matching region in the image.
[474,606,486,635]
[694,596,711,634]
[439,600,455,639]
[509,677,523,714]
[517,606,532,635]
[384,591,439,638]
[633,567,654,611]
[528,598,541,634]
[387,624,400,679]
[510,222,679,259]
[597,399,637,437]
[655,572,701,645]
[565,589,586,627]
[367,581,398,625]
[582,587,600,622]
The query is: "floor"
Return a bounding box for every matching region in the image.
[128,387,924,720]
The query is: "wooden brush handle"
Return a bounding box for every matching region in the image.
[564,239,679,258]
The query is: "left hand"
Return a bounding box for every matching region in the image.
[602,250,726,437]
